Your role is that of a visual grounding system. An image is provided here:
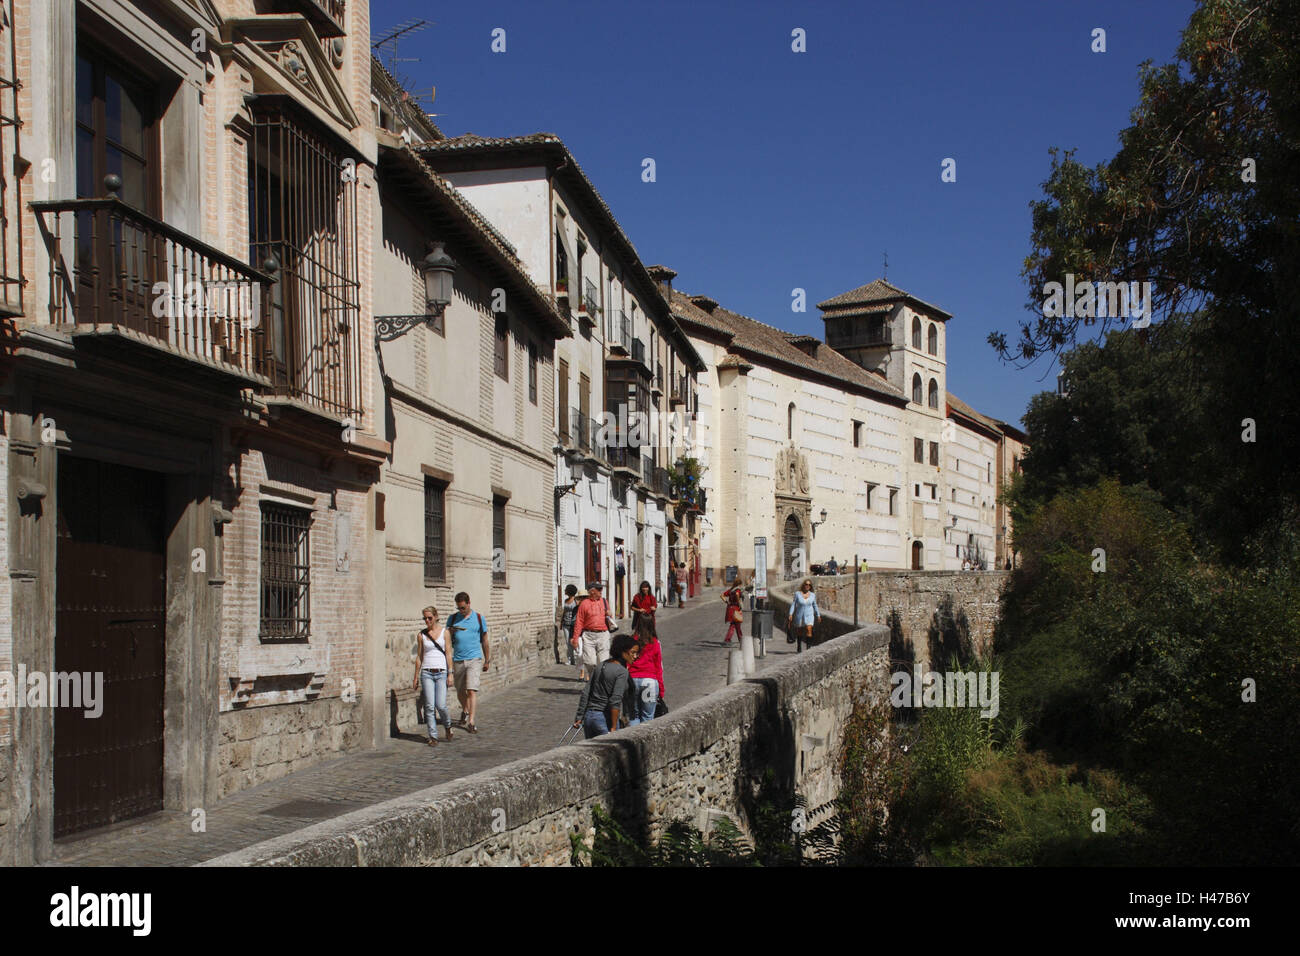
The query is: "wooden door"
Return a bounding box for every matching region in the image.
[54,456,166,837]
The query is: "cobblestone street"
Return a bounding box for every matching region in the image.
[49,587,798,866]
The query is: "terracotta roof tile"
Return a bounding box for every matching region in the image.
[817,277,952,319]
[670,289,904,402]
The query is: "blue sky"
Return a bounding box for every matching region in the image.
[375,0,1197,426]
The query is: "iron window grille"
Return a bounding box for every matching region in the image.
[260,502,312,641]
[492,496,507,586]
[424,476,446,583]
[248,98,362,422]
[528,341,538,404]
[914,437,924,463]
[494,314,509,379]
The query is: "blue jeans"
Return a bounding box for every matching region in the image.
[420,669,450,739]
[582,709,610,739]
[629,677,658,725]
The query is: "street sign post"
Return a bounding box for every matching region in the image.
[754,537,768,601]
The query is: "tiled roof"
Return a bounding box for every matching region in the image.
[670,289,905,403]
[379,145,569,338]
[817,277,952,319]
[947,392,1007,438]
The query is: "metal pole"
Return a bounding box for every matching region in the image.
[854,552,859,628]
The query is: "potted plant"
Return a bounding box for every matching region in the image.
[555,277,569,294]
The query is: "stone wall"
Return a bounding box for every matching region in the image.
[203,607,890,866]
[217,698,366,800]
[808,570,1009,671]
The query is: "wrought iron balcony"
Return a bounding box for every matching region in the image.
[608,308,630,354]
[632,338,646,366]
[33,197,273,382]
[653,465,671,498]
[606,445,637,473]
[641,455,654,487]
[570,408,590,454]
[670,373,689,406]
[583,278,599,316]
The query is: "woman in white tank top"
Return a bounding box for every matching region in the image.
[412,606,452,746]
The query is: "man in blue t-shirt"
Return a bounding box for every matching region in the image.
[446,591,491,733]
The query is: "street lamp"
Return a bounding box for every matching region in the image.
[375,241,458,342]
[811,507,828,537]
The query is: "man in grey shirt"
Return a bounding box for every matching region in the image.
[573,635,639,739]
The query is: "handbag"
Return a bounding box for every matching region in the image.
[654,696,669,718]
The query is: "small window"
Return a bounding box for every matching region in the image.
[952,488,957,502]
[424,477,446,582]
[867,482,878,510]
[260,502,312,641]
[928,378,939,409]
[494,315,509,381]
[929,441,939,466]
[928,483,937,500]
[528,341,538,405]
[492,495,507,586]
[988,462,992,483]
[912,316,922,349]
[914,483,920,497]
[914,437,924,463]
[927,323,938,355]
[787,403,796,441]
[852,420,863,448]
[888,487,898,516]
[912,373,922,404]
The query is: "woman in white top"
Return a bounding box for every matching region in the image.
[412,606,452,746]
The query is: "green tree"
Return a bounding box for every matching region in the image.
[993,0,1300,559]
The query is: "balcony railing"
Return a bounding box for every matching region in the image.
[653,465,670,498]
[632,338,646,366]
[33,197,272,379]
[590,416,606,460]
[606,445,637,472]
[583,277,599,317]
[641,455,654,487]
[671,373,689,406]
[570,408,590,454]
[824,315,893,350]
[654,362,663,395]
[608,308,630,354]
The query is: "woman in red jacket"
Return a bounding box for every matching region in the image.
[722,580,744,644]
[628,611,665,724]
[630,579,658,636]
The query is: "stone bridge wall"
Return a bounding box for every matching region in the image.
[203,598,889,867]
[805,571,1009,672]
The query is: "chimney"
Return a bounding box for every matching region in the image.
[689,294,718,314]
[647,264,676,301]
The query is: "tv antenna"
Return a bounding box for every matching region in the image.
[373,19,429,89]
[882,250,889,280]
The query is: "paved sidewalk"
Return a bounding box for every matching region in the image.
[49,588,797,865]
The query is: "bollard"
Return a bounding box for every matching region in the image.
[727,648,745,685]
[740,632,756,677]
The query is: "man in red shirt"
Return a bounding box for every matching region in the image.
[572,582,614,680]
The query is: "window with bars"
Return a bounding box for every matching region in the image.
[0,0,20,316]
[494,315,509,380]
[929,441,939,466]
[248,98,361,421]
[492,495,507,586]
[260,502,312,641]
[424,477,446,583]
[914,437,924,463]
[528,341,538,404]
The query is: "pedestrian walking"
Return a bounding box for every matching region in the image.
[665,564,677,607]
[411,606,452,747]
[721,579,744,644]
[572,581,615,682]
[559,584,580,667]
[628,613,665,725]
[630,579,657,637]
[677,561,687,606]
[787,578,822,648]
[572,634,639,739]
[447,591,490,734]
